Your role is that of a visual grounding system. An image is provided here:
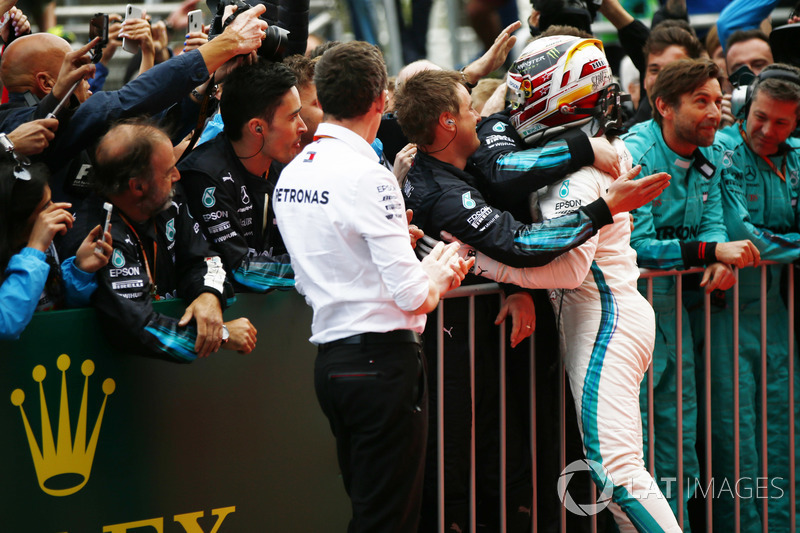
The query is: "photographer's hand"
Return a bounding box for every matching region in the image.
[720,93,735,129]
[52,37,98,103]
[198,3,267,73]
[7,118,57,156]
[100,14,123,66]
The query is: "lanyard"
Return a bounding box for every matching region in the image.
[740,124,786,182]
[118,212,159,301]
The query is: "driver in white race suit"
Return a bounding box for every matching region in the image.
[454,36,681,533]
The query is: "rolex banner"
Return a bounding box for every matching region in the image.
[0,292,350,532]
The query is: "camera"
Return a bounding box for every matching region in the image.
[531,0,602,34]
[88,13,109,63]
[729,65,757,120]
[207,0,308,61]
[770,23,800,70]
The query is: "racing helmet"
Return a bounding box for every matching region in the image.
[506,35,626,144]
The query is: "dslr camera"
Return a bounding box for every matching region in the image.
[729,65,757,120]
[207,0,308,61]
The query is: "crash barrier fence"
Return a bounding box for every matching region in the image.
[437,261,796,533]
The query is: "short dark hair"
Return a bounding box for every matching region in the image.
[283,53,317,88]
[751,63,800,116]
[220,59,297,141]
[308,40,340,59]
[643,24,704,61]
[652,19,697,38]
[93,119,167,197]
[726,29,769,52]
[536,24,592,40]
[650,58,720,126]
[314,41,387,120]
[394,70,461,146]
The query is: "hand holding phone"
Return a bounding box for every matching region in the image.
[122,4,144,53]
[95,202,113,254]
[188,9,202,34]
[89,13,109,63]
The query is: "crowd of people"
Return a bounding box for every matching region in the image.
[2,0,800,531]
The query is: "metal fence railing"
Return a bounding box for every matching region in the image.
[437,261,797,533]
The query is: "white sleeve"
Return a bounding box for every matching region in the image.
[352,167,430,312]
[470,236,596,288]
[471,165,608,289]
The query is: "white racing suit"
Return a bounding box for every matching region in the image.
[469,140,680,533]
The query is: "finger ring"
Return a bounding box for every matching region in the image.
[526,325,532,329]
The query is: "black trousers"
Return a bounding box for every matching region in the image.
[315,335,428,533]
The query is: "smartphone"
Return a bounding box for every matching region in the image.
[88,13,109,63]
[95,202,113,255]
[187,9,202,34]
[122,4,143,54]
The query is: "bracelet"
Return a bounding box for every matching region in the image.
[459,67,477,90]
[191,85,217,103]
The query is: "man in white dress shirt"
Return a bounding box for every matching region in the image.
[273,41,472,533]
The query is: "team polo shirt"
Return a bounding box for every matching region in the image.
[273,123,429,344]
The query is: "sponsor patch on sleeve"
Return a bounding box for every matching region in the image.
[203,256,226,293]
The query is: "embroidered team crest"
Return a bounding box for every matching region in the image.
[241,186,251,205]
[165,218,175,242]
[721,150,733,168]
[462,191,476,209]
[202,187,216,208]
[559,180,570,198]
[493,122,506,133]
[111,249,125,268]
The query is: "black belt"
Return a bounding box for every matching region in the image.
[320,329,422,350]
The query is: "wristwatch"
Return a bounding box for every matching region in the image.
[0,133,15,154]
[221,324,230,344]
[459,67,477,90]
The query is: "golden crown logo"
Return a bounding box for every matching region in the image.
[10,354,115,497]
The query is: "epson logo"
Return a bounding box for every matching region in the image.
[467,206,492,228]
[108,266,141,278]
[554,200,582,211]
[202,210,229,222]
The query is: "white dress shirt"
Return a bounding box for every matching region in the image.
[273,123,430,344]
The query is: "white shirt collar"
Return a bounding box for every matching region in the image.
[314,123,379,163]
